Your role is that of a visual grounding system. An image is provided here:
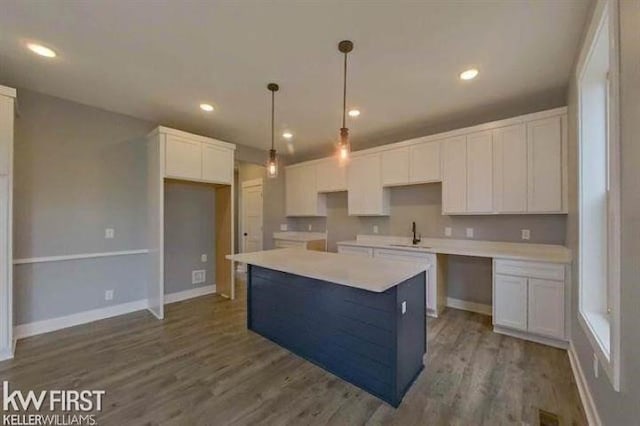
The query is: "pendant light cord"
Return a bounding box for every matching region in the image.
[342,51,347,129]
[271,89,275,151]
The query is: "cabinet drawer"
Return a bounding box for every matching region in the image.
[494,259,565,281]
[337,245,373,257]
[275,240,307,249]
[373,248,433,264]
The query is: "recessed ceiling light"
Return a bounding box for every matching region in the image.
[348,109,361,117]
[282,132,293,139]
[27,43,56,58]
[459,68,479,81]
[200,103,214,112]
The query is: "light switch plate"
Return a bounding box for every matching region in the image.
[401,301,407,314]
[466,228,474,238]
[192,270,206,285]
[373,225,379,234]
[280,224,288,231]
[105,290,114,301]
[201,254,208,262]
[521,229,531,240]
[593,353,599,378]
[444,227,452,237]
[308,224,312,231]
[104,228,115,239]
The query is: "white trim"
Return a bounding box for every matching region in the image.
[568,343,603,426]
[13,249,149,265]
[241,178,263,188]
[576,0,621,391]
[446,297,492,316]
[287,107,567,168]
[0,85,16,98]
[14,299,149,340]
[148,126,236,150]
[164,285,216,304]
[493,325,568,350]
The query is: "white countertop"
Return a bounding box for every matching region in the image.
[272,231,327,242]
[337,235,571,264]
[227,248,428,293]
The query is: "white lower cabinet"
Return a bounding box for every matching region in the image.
[493,259,566,341]
[527,278,565,339]
[494,274,528,331]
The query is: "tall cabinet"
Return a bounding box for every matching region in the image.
[147,127,235,319]
[0,86,15,360]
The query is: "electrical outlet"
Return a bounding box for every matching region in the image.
[373,225,379,234]
[201,254,208,262]
[444,227,452,237]
[280,224,288,231]
[105,290,114,301]
[466,228,474,238]
[593,353,599,378]
[192,270,206,285]
[521,229,531,240]
[308,224,312,231]
[401,301,407,315]
[104,228,115,239]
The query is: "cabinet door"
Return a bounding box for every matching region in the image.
[494,274,528,331]
[493,124,527,213]
[527,117,563,212]
[381,147,409,186]
[347,154,388,216]
[316,159,347,192]
[466,131,493,213]
[299,164,319,215]
[337,245,373,257]
[441,136,467,214]
[528,278,565,339]
[202,143,233,184]
[165,134,202,180]
[409,140,441,183]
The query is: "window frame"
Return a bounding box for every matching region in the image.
[576,0,621,392]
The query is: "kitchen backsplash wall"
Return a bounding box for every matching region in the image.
[288,183,567,307]
[289,183,567,252]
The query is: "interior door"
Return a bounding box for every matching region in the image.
[242,182,263,253]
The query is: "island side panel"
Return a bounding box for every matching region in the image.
[394,271,427,404]
[248,266,399,405]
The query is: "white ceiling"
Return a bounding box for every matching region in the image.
[0,0,591,157]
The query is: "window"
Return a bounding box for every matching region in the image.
[577,0,620,391]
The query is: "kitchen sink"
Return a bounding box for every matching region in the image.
[389,244,431,249]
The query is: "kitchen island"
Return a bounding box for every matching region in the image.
[227,248,428,407]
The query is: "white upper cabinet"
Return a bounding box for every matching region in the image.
[161,128,235,185]
[466,131,493,213]
[165,134,202,181]
[348,153,389,216]
[493,124,527,213]
[316,158,347,192]
[0,91,14,176]
[381,147,409,186]
[285,164,326,217]
[202,142,233,184]
[441,136,467,214]
[409,140,441,183]
[527,116,563,212]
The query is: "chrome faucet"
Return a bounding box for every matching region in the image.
[412,221,421,245]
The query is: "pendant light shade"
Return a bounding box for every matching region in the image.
[337,40,353,162]
[267,83,279,178]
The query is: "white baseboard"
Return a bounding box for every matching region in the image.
[568,342,602,426]
[446,297,492,316]
[14,299,149,340]
[164,285,216,304]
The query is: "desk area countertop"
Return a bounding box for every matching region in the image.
[337,235,572,264]
[227,248,428,293]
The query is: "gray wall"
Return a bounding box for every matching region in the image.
[13,89,154,324]
[164,180,215,294]
[290,185,566,305]
[12,88,272,325]
[566,1,640,424]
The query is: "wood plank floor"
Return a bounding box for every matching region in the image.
[1,280,587,425]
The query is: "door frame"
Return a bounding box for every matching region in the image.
[239,178,263,271]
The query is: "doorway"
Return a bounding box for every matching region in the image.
[241,178,263,256]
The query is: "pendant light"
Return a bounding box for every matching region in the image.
[337,40,354,162]
[267,83,279,178]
